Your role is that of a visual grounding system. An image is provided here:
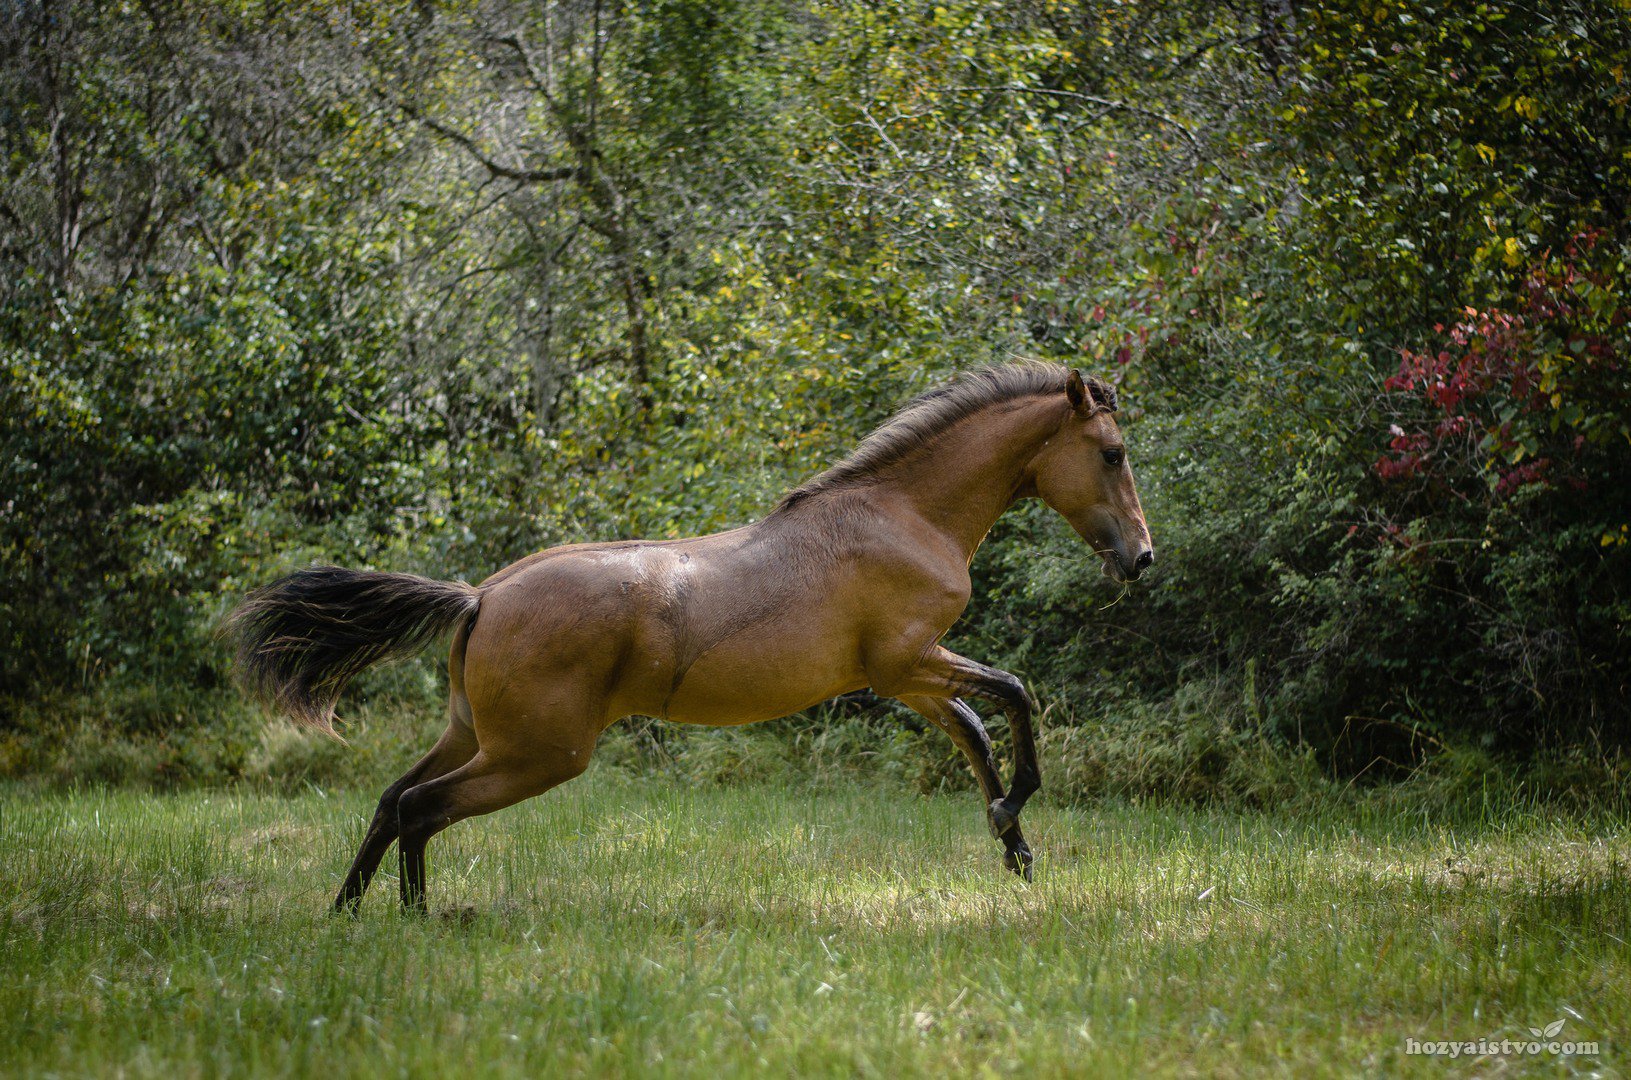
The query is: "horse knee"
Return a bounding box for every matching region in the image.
[989,671,1034,716]
[949,711,995,759]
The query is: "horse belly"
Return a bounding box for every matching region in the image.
[662,633,867,726]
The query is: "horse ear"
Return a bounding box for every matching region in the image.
[1066,369,1088,412]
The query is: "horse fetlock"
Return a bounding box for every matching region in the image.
[1003,839,1034,881]
[988,798,1020,838]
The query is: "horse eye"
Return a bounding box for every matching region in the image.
[1102,447,1124,467]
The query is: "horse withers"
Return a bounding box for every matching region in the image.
[226,362,1153,911]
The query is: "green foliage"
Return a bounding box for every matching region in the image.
[2,0,1628,791]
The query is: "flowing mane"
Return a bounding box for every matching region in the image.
[777,360,1117,510]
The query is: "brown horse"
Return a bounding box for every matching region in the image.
[227,362,1152,911]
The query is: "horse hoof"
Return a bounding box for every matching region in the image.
[988,799,1019,838]
[1003,844,1034,881]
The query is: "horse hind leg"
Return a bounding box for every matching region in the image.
[396,737,594,913]
[334,612,484,913]
[333,719,478,912]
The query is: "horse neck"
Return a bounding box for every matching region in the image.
[876,395,1066,561]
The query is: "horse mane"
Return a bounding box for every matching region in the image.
[776,360,1117,511]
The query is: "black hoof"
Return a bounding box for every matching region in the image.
[1003,842,1034,881]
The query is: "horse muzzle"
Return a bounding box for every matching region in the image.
[1102,547,1155,582]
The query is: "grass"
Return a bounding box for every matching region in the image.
[1,772,1626,1077]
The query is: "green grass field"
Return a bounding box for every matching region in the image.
[1,773,1625,1077]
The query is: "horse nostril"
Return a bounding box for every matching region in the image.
[1133,549,1154,574]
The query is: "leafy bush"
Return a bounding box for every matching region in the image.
[2,0,1627,801]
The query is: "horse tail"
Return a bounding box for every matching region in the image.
[223,566,481,737]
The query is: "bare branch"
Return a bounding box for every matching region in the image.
[393,98,580,185]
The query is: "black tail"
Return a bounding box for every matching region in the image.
[223,566,480,736]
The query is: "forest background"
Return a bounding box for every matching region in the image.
[3,0,1628,805]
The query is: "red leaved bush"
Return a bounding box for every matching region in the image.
[1375,231,1624,499]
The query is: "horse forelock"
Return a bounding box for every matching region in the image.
[776,361,1116,509]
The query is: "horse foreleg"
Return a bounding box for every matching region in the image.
[900,695,1034,880]
[333,721,478,913]
[878,646,1041,829]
